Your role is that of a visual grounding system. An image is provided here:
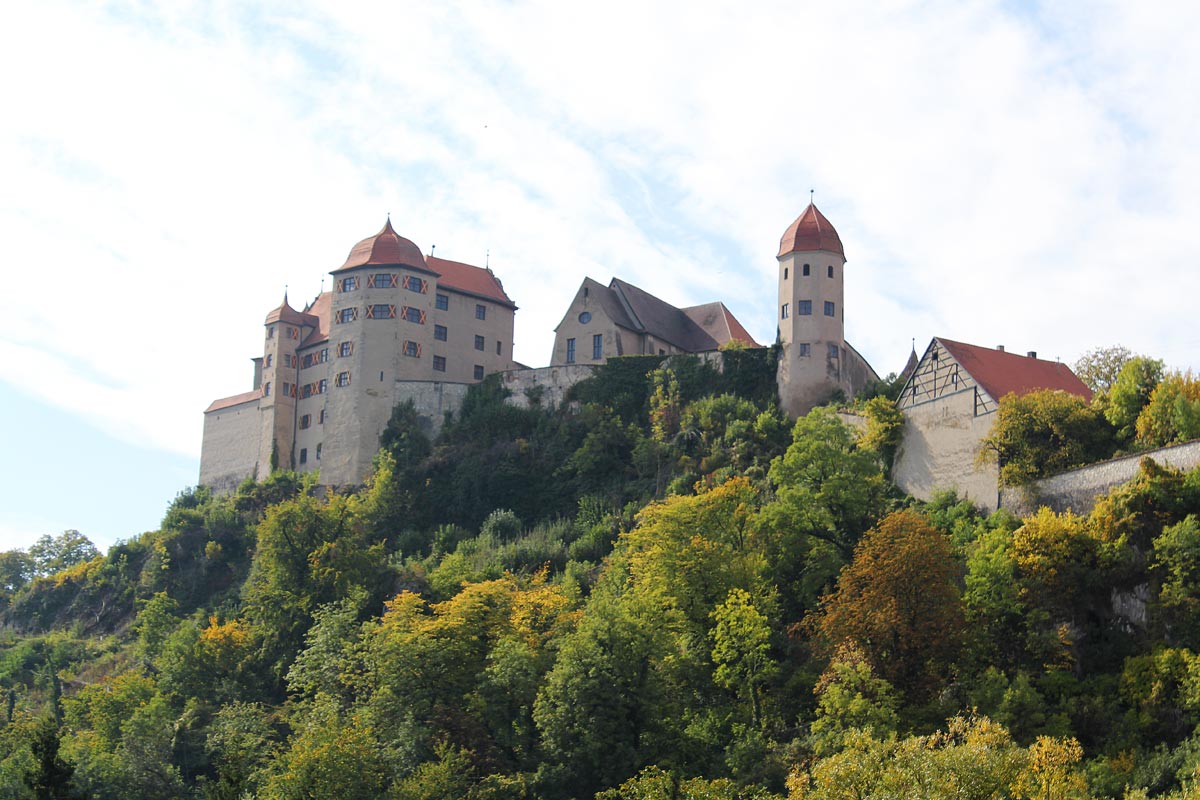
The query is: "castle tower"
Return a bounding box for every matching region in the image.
[324,219,437,485]
[258,295,317,476]
[776,202,850,417]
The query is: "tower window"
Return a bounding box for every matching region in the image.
[784,267,789,280]
[433,355,446,372]
[299,448,307,465]
[299,414,311,430]
[403,275,427,292]
[319,409,326,423]
[265,354,273,367]
[267,326,275,339]
[828,343,839,359]
[263,382,271,396]
[402,306,425,324]
[592,334,602,359]
[476,304,487,320]
[369,272,397,288]
[316,443,322,460]
[436,293,449,310]
[474,365,485,380]
[367,304,396,319]
[498,340,503,356]
[798,300,812,315]
[824,301,835,317]
[339,341,353,357]
[434,324,447,341]
[318,379,327,394]
[337,308,358,324]
[474,335,485,351]
[798,343,810,357]
[828,265,834,278]
[340,276,358,292]
[335,371,351,387]
[566,337,576,363]
[781,303,790,319]
[403,341,420,357]
[803,264,810,276]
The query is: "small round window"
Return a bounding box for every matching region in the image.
[578,311,592,324]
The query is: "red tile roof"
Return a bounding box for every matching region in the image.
[682,301,762,348]
[778,202,845,258]
[938,338,1093,403]
[205,389,262,413]
[264,295,319,326]
[335,218,428,273]
[426,255,516,308]
[299,291,332,347]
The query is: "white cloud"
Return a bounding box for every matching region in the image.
[1,0,1199,476]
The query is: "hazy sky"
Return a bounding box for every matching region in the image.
[2,0,1198,551]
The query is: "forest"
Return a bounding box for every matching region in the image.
[4,347,1200,799]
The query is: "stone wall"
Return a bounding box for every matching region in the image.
[393,379,473,438]
[500,364,598,409]
[1000,439,1200,517]
[200,399,262,493]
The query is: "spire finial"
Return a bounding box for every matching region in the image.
[486,249,490,268]
[283,284,288,304]
[810,189,814,205]
[430,244,436,257]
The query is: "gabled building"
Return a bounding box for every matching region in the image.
[549,277,759,366]
[200,219,517,492]
[892,337,1093,510]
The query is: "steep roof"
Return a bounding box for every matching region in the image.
[682,302,761,348]
[778,202,845,258]
[299,291,332,347]
[265,294,320,327]
[335,218,428,273]
[426,255,516,308]
[610,278,719,352]
[205,389,262,414]
[938,338,1093,403]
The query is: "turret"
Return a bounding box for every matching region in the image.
[776,202,849,416]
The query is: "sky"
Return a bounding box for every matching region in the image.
[1,0,1198,551]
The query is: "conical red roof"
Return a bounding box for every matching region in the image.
[778,203,844,258]
[335,218,427,272]
[265,294,316,325]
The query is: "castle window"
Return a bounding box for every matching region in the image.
[566,338,576,363]
[288,327,299,340]
[436,293,449,310]
[433,355,446,372]
[319,409,326,423]
[798,300,812,315]
[319,348,328,363]
[828,265,834,278]
[475,304,487,320]
[266,354,273,367]
[781,303,790,319]
[824,301,835,317]
[402,306,426,324]
[299,448,307,464]
[474,335,485,351]
[339,341,353,357]
[335,371,351,387]
[318,379,327,393]
[282,382,292,397]
[498,340,503,356]
[434,324,447,341]
[579,311,592,324]
[337,308,358,324]
[316,443,322,460]
[474,365,485,380]
[828,343,839,359]
[267,326,275,339]
[798,343,810,357]
[803,264,810,276]
[340,276,359,292]
[592,334,602,359]
[301,384,313,399]
[367,304,396,319]
[368,273,398,289]
[784,267,789,280]
[299,414,311,430]
[403,275,427,293]
[263,382,271,396]
[403,341,421,357]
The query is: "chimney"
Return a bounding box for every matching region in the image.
[996,345,1005,352]
[1027,351,1037,359]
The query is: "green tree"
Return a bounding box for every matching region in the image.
[807,643,899,757]
[204,702,276,800]
[710,588,777,729]
[1153,516,1200,647]
[28,532,98,578]
[1074,345,1136,393]
[1107,356,1164,444]
[857,397,903,476]
[980,390,1115,486]
[261,699,387,800]
[1136,371,1200,448]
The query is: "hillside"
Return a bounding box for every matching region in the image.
[3,354,1200,799]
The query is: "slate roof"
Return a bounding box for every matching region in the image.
[938,338,1093,403]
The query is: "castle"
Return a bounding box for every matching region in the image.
[201,202,1090,510]
[201,203,883,491]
